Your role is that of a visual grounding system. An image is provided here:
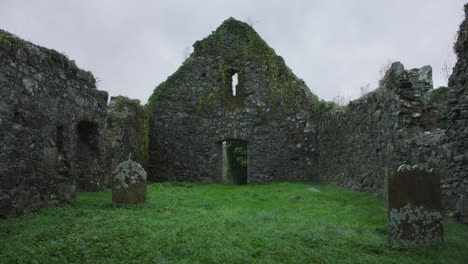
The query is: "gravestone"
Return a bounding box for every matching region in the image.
[112,158,147,204]
[387,164,443,246]
[42,147,58,169]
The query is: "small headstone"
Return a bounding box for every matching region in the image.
[43,147,58,169]
[387,164,443,246]
[307,187,321,193]
[112,158,147,204]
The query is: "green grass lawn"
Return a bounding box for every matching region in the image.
[0,182,467,264]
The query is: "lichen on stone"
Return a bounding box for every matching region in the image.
[112,159,147,189]
[389,203,443,246]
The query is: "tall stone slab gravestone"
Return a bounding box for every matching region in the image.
[112,159,147,204]
[387,165,443,246]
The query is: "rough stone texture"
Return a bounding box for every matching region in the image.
[444,4,468,224]
[317,62,436,197]
[147,18,318,183]
[112,159,147,204]
[387,165,443,246]
[0,8,466,222]
[0,29,110,218]
[316,60,466,221]
[106,96,146,172]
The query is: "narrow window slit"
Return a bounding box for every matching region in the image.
[232,73,238,96]
[57,125,64,151]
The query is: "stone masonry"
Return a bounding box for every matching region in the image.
[444,4,468,223]
[147,18,318,183]
[316,62,435,197]
[106,96,146,172]
[0,5,467,222]
[0,30,110,218]
[315,5,467,222]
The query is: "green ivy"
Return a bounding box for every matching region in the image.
[146,17,323,122]
[430,86,449,110]
[0,29,23,56]
[138,107,150,168]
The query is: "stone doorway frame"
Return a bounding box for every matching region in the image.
[215,138,250,184]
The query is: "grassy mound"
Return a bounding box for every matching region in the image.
[0,183,467,263]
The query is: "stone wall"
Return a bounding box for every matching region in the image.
[147,18,318,183]
[1,7,465,222]
[316,52,466,222]
[0,30,110,218]
[444,4,468,223]
[315,6,467,222]
[316,62,436,195]
[106,96,146,172]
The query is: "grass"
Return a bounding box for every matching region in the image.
[0,182,467,264]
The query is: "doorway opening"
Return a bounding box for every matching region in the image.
[76,120,100,190]
[76,121,100,155]
[219,139,248,185]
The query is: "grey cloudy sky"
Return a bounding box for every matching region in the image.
[0,0,465,103]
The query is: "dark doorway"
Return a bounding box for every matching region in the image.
[77,121,100,153]
[76,120,100,190]
[220,140,248,185]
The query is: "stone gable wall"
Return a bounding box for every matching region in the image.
[0,7,466,223]
[147,18,318,183]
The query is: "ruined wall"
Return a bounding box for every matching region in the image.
[0,30,110,218]
[106,96,146,172]
[147,18,318,183]
[317,62,435,195]
[315,6,467,222]
[444,4,468,223]
[317,60,466,221]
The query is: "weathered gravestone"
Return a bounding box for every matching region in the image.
[387,164,443,246]
[112,158,147,204]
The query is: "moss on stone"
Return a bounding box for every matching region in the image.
[314,99,336,114]
[379,67,395,87]
[96,90,109,104]
[138,107,150,168]
[430,86,449,110]
[454,4,468,59]
[147,18,318,115]
[0,29,86,78]
[193,17,275,60]
[0,29,24,56]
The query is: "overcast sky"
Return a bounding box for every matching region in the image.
[0,0,465,103]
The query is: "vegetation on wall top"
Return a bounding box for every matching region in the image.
[147,17,320,115]
[0,29,94,85]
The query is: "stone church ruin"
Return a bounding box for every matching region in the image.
[0,5,467,223]
[146,18,316,184]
